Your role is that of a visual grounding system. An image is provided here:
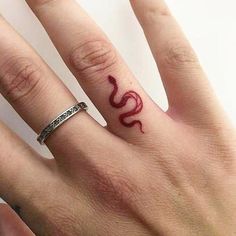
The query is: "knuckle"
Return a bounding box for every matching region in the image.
[69,39,117,79]
[0,57,43,103]
[144,6,170,24]
[27,0,58,9]
[87,163,140,213]
[163,41,199,69]
[45,204,78,235]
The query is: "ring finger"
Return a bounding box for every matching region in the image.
[0,16,103,159]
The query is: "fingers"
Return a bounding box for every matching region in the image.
[0,16,105,157]
[25,0,166,141]
[130,0,219,122]
[0,204,34,236]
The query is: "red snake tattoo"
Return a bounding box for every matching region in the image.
[108,75,144,133]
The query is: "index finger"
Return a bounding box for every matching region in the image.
[130,0,220,123]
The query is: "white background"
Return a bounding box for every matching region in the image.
[0,0,235,203]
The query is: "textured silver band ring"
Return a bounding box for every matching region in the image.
[37,102,88,145]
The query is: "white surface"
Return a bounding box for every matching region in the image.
[0,0,235,203]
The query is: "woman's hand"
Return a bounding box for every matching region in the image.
[0,0,235,235]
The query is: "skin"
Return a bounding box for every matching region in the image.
[0,0,235,235]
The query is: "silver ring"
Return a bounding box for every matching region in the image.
[37,102,88,145]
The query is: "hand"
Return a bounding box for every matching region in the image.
[0,0,235,235]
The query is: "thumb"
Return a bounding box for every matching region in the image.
[0,203,34,236]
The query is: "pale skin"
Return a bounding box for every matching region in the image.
[0,0,235,235]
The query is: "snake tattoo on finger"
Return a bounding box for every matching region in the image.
[108,75,144,133]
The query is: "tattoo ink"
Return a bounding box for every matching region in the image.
[108,75,144,133]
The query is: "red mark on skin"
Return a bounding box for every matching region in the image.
[108,75,144,133]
